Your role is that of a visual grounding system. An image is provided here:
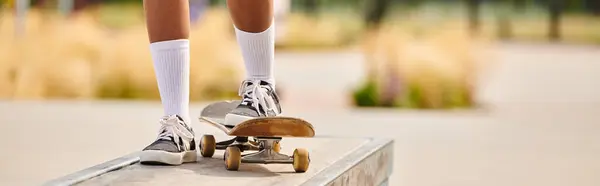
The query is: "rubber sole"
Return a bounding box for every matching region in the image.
[140,150,197,165]
[223,113,254,127]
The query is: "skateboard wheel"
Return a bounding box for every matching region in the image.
[200,135,216,157]
[224,146,241,171]
[273,141,281,153]
[292,148,310,173]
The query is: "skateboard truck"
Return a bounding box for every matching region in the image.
[214,137,260,152]
[238,137,291,164]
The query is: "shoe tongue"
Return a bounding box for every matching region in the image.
[158,127,176,140]
[241,80,272,105]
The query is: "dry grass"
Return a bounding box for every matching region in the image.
[276,11,363,50]
[0,8,243,100]
[354,10,600,108]
[356,20,494,108]
[6,4,596,104]
[0,5,365,101]
[479,13,600,44]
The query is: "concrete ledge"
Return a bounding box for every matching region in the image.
[302,138,393,186]
[43,152,140,186]
[44,137,393,186]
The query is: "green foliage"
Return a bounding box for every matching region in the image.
[95,75,238,101]
[352,79,379,107]
[398,83,426,109]
[351,75,475,109]
[95,4,144,29]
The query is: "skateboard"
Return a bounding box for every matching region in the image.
[198,100,315,172]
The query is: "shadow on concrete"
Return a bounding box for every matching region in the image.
[180,156,280,178]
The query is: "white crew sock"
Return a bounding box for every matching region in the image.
[150,39,191,124]
[234,22,276,87]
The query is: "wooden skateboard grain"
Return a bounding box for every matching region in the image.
[229,117,315,137]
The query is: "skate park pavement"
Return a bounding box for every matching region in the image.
[2,43,600,186]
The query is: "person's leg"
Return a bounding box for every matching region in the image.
[229,0,275,84]
[224,0,282,127]
[139,0,196,165]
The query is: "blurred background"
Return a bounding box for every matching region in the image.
[1,0,599,107]
[1,0,600,185]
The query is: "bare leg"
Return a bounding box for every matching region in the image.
[140,0,197,166]
[144,0,190,122]
[144,0,190,42]
[227,0,273,33]
[224,0,282,126]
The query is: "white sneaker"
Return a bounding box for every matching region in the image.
[224,80,282,127]
[140,115,197,165]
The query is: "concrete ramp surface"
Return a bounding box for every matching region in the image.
[45,137,393,186]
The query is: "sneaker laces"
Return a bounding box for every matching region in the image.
[238,80,279,117]
[157,115,194,144]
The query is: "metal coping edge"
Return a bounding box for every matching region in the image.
[301,138,394,186]
[43,152,141,186]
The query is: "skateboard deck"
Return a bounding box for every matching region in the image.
[197,100,314,172]
[199,100,315,137]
